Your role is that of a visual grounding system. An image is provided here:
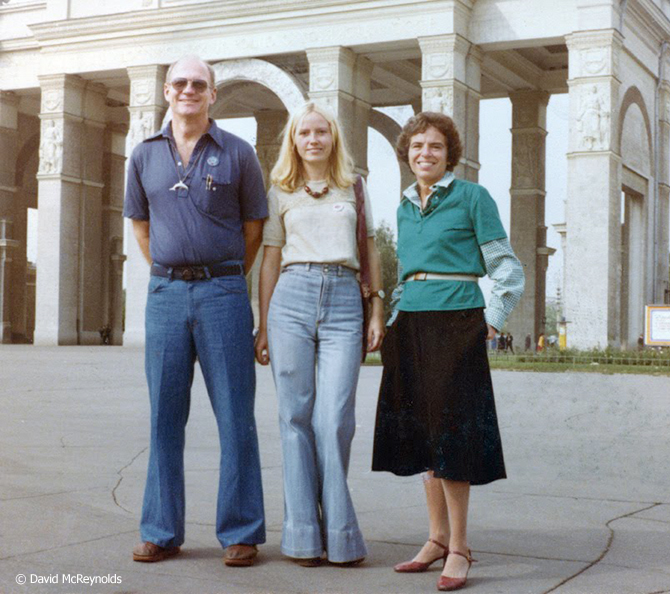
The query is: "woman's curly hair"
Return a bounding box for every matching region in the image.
[396,111,462,172]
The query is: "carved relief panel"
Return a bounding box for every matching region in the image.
[128,112,156,150]
[576,85,611,151]
[422,86,454,116]
[38,119,64,175]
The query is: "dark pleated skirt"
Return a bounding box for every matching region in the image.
[371,309,506,485]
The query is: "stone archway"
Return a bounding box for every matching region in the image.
[212,59,306,113]
[368,109,414,194]
[618,86,652,348]
[161,58,307,127]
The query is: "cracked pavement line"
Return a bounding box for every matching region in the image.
[0,529,138,561]
[542,502,662,594]
[112,446,147,514]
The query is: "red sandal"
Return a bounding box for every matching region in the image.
[437,549,477,591]
[394,539,449,573]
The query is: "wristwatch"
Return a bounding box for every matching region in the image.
[370,290,386,300]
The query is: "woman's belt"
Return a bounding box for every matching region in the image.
[405,272,479,282]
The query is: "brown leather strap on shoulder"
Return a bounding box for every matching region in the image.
[354,175,370,288]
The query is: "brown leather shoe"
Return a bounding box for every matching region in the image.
[288,556,322,567]
[223,544,258,567]
[132,541,180,563]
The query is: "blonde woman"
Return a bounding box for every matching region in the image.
[255,102,384,566]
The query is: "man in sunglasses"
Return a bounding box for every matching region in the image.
[124,55,267,567]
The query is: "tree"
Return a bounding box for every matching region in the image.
[374,221,398,322]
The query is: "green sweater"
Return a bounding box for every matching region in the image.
[397,178,507,312]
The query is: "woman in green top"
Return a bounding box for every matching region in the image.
[372,112,524,592]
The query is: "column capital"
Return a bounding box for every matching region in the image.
[127,64,168,110]
[418,34,471,58]
[127,64,168,82]
[510,90,550,130]
[306,46,357,96]
[419,35,472,85]
[509,90,551,105]
[305,46,356,67]
[38,74,87,119]
[566,29,623,80]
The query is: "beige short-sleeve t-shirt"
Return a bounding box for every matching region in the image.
[263,178,375,271]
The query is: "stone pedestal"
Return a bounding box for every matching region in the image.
[565,30,623,348]
[506,91,551,342]
[123,65,167,347]
[34,75,108,345]
[306,47,373,177]
[418,34,481,182]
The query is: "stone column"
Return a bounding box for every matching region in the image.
[11,113,39,344]
[0,91,19,343]
[104,125,128,345]
[79,82,108,345]
[418,35,482,182]
[123,65,167,347]
[34,74,106,345]
[565,30,623,348]
[306,47,373,177]
[254,110,286,187]
[249,109,286,325]
[506,91,551,342]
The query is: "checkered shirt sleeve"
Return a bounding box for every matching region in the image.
[387,259,405,326]
[481,237,525,331]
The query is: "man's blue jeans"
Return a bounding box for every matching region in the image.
[140,273,265,549]
[267,264,367,563]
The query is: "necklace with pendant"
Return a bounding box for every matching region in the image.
[304,184,329,199]
[167,139,206,192]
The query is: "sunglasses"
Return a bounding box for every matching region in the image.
[169,78,210,93]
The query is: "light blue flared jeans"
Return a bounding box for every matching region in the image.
[267,263,367,563]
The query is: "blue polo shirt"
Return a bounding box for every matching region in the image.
[124,120,267,266]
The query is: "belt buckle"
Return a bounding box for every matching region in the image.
[413,272,428,281]
[182,267,194,281]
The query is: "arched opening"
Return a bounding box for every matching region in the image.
[618,87,652,348]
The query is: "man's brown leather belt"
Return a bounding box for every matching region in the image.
[150,262,244,281]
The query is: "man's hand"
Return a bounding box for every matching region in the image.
[486,323,497,341]
[131,219,151,264]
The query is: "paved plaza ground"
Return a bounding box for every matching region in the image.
[0,345,669,594]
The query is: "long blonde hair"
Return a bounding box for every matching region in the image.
[270,102,356,192]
